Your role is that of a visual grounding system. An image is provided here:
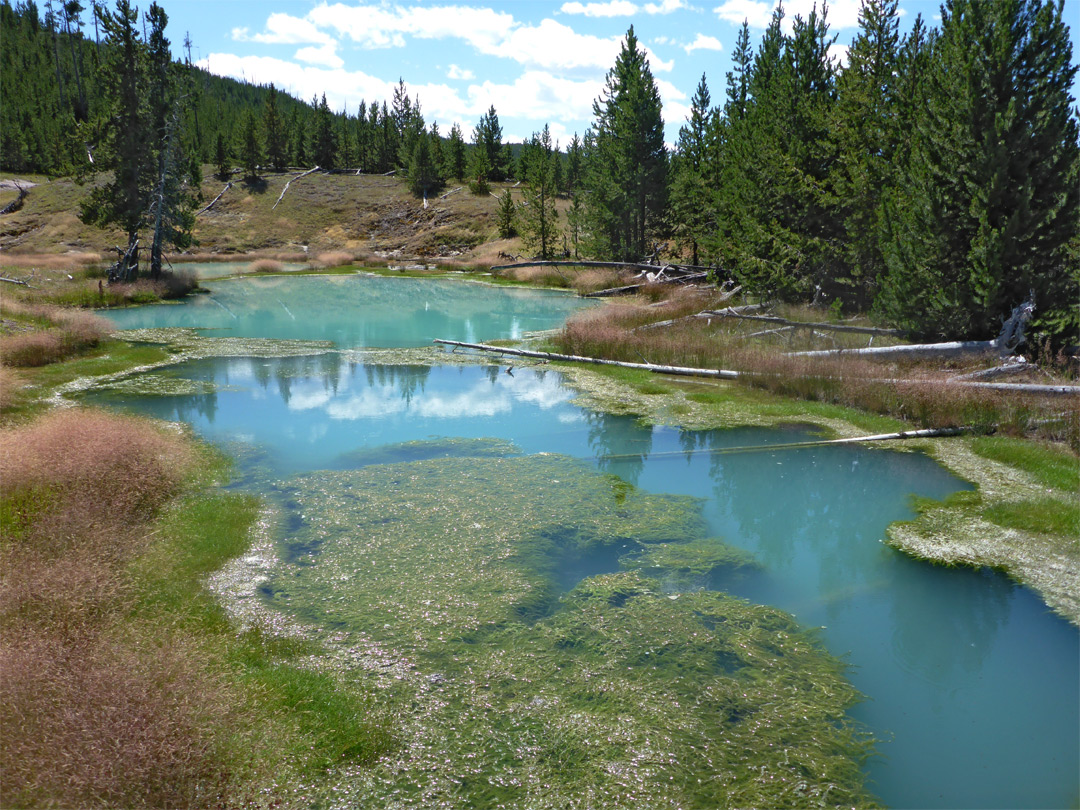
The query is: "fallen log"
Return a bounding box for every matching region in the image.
[197,182,232,216]
[0,183,28,215]
[586,272,709,298]
[273,166,321,210]
[492,259,708,275]
[950,362,1033,381]
[434,339,1079,397]
[705,310,904,337]
[790,340,1000,360]
[599,427,969,461]
[433,339,741,379]
[0,275,31,286]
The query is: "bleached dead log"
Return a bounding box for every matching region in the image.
[440,186,464,199]
[587,272,709,298]
[634,287,745,332]
[707,310,904,336]
[745,326,796,338]
[951,362,1032,381]
[433,339,741,379]
[0,182,28,215]
[197,182,232,216]
[273,166,321,210]
[493,259,707,276]
[0,276,31,286]
[434,339,1079,397]
[790,340,1001,360]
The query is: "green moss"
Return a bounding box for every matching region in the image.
[255,453,877,807]
[332,437,520,468]
[624,537,760,590]
[970,435,1079,492]
[982,497,1080,537]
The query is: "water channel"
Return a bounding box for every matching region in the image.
[95,273,1079,808]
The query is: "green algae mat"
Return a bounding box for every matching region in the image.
[257,451,877,808]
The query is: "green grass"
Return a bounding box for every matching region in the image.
[969,435,1080,492]
[982,498,1080,537]
[129,483,395,778]
[2,340,172,421]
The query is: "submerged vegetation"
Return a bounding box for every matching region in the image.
[257,454,878,808]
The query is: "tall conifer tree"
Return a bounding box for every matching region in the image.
[880,0,1080,343]
[582,26,667,261]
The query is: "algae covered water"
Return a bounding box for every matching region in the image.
[90,278,1079,808]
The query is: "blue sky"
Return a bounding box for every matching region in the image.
[161,0,1071,146]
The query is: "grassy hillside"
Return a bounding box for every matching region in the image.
[0,168,538,262]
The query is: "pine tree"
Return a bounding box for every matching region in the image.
[473,105,507,181]
[237,107,262,180]
[79,0,151,277]
[582,26,667,261]
[312,93,336,169]
[446,122,466,180]
[565,133,583,196]
[496,189,516,238]
[831,0,903,307]
[670,73,713,266]
[214,130,230,179]
[407,127,440,197]
[264,83,288,170]
[518,124,560,259]
[880,0,1080,344]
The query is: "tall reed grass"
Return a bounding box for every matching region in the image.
[0,302,111,367]
[0,410,244,808]
[554,295,1080,448]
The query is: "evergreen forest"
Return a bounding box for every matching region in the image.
[1,0,1077,345]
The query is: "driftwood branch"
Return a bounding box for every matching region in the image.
[0,275,31,286]
[273,166,320,210]
[0,183,29,215]
[705,310,904,336]
[950,362,1033,382]
[434,338,1079,397]
[492,259,709,275]
[440,186,464,199]
[197,182,232,216]
[790,340,1001,360]
[434,339,741,379]
[586,272,709,298]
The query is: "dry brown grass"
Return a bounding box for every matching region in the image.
[0,252,103,270]
[0,302,111,366]
[554,294,1080,448]
[1,633,236,809]
[0,408,195,550]
[311,250,354,269]
[0,409,240,808]
[248,258,284,273]
[0,366,25,410]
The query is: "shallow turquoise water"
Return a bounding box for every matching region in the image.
[101,274,590,346]
[89,278,1079,809]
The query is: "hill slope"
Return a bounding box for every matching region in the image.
[0,170,519,261]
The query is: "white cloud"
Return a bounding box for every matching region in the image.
[241,12,337,46]
[447,64,475,80]
[560,0,638,16]
[295,44,344,69]
[309,3,515,51]
[643,0,690,13]
[713,0,863,30]
[307,4,624,75]
[561,0,689,14]
[200,53,403,112]
[464,71,601,124]
[683,33,723,53]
